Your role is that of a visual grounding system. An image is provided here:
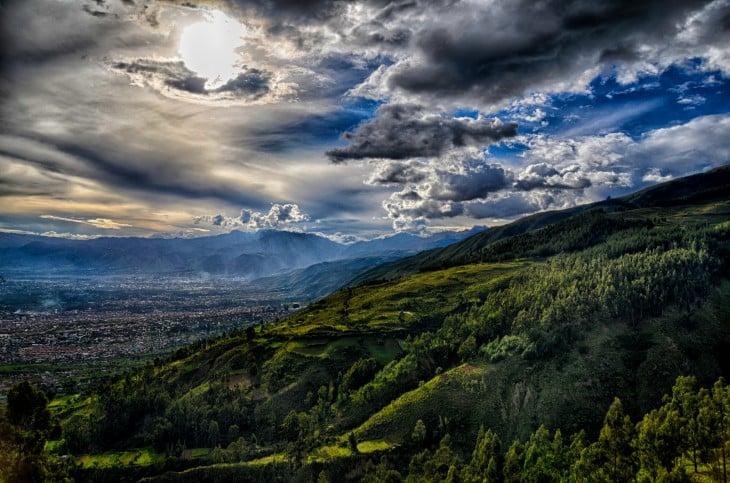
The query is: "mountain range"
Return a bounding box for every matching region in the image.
[0,226,484,280]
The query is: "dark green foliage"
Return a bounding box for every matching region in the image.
[463,426,501,482]
[7,380,50,434]
[362,457,403,483]
[406,434,461,483]
[349,432,359,453]
[340,358,378,394]
[366,377,730,482]
[411,419,427,444]
[1,381,70,483]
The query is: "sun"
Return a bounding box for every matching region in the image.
[179,10,246,90]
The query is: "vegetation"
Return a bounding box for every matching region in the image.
[0,381,71,482]
[5,166,730,481]
[357,375,730,482]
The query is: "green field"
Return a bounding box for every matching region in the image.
[75,447,162,469]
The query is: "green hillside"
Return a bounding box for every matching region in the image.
[4,167,730,482]
[349,164,730,285]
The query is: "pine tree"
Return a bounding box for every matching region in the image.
[597,397,636,481]
[465,426,501,482]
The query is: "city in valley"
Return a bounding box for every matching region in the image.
[0,276,302,398]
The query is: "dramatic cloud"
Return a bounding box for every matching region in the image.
[376,113,730,230]
[112,59,272,102]
[354,0,728,108]
[519,114,730,184]
[327,104,517,162]
[1,0,728,238]
[371,151,511,229]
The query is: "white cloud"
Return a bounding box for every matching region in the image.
[677,94,707,106]
[642,168,674,183]
[373,113,730,230]
[195,203,310,230]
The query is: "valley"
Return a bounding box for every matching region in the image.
[0,276,299,398]
[0,229,480,400]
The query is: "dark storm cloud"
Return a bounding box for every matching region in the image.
[112,59,272,99]
[367,161,427,185]
[353,26,412,48]
[225,0,379,23]
[0,0,164,93]
[180,0,420,52]
[82,4,111,17]
[3,0,729,238]
[429,163,511,202]
[379,0,713,106]
[113,59,208,93]
[326,104,517,162]
[375,156,516,229]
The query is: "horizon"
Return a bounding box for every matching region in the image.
[1,0,729,240]
[0,221,488,243]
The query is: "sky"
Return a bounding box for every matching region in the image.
[0,0,729,241]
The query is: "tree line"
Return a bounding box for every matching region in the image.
[362,375,730,482]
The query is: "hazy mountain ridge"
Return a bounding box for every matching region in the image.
[0,227,484,280]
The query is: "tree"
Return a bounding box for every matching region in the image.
[1,381,61,483]
[208,420,220,448]
[636,406,684,481]
[597,397,637,481]
[340,358,378,394]
[465,426,501,482]
[228,423,240,442]
[7,380,50,436]
[363,457,403,483]
[348,432,359,453]
[408,435,461,483]
[699,379,730,482]
[522,425,557,482]
[412,419,427,445]
[503,440,524,483]
[281,410,302,441]
[668,375,702,473]
[457,335,478,361]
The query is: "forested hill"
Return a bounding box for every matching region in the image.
[350,164,730,285]
[9,166,730,482]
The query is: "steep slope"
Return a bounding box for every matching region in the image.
[350,165,730,285]
[55,167,730,481]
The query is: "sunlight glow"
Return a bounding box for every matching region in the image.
[179,10,246,90]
